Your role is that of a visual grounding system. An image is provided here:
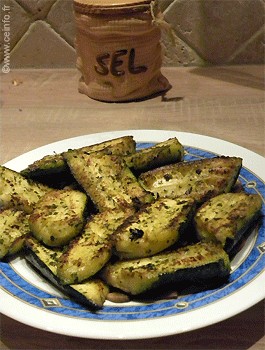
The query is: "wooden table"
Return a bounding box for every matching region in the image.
[1,66,264,349]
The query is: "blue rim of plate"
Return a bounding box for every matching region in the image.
[0,143,264,322]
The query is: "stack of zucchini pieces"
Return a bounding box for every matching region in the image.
[0,136,262,310]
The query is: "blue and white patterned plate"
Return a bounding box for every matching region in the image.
[1,130,264,339]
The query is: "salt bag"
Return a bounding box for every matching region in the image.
[73,0,171,102]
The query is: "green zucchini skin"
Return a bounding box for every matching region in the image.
[124,137,184,173]
[138,156,242,204]
[101,241,231,295]
[113,197,196,260]
[24,236,109,309]
[194,192,263,253]
[65,152,154,212]
[0,209,30,259]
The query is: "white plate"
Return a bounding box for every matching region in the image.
[1,130,264,339]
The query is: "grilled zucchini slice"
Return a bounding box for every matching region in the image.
[64,152,154,212]
[24,236,109,309]
[21,153,68,178]
[138,156,242,204]
[21,153,76,189]
[194,192,263,252]
[101,241,230,295]
[113,197,195,260]
[70,135,136,157]
[69,280,109,309]
[57,208,134,285]
[29,189,87,247]
[124,137,184,173]
[0,165,50,213]
[0,209,30,259]
[21,136,136,185]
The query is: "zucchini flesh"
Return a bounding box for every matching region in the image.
[24,236,109,309]
[0,165,50,213]
[194,192,263,252]
[64,152,154,212]
[57,208,134,285]
[124,137,184,172]
[0,209,30,259]
[113,197,195,260]
[138,156,242,204]
[29,189,88,247]
[101,241,231,295]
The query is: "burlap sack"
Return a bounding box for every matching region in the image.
[73,0,171,102]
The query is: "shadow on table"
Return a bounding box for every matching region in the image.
[190,66,265,91]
